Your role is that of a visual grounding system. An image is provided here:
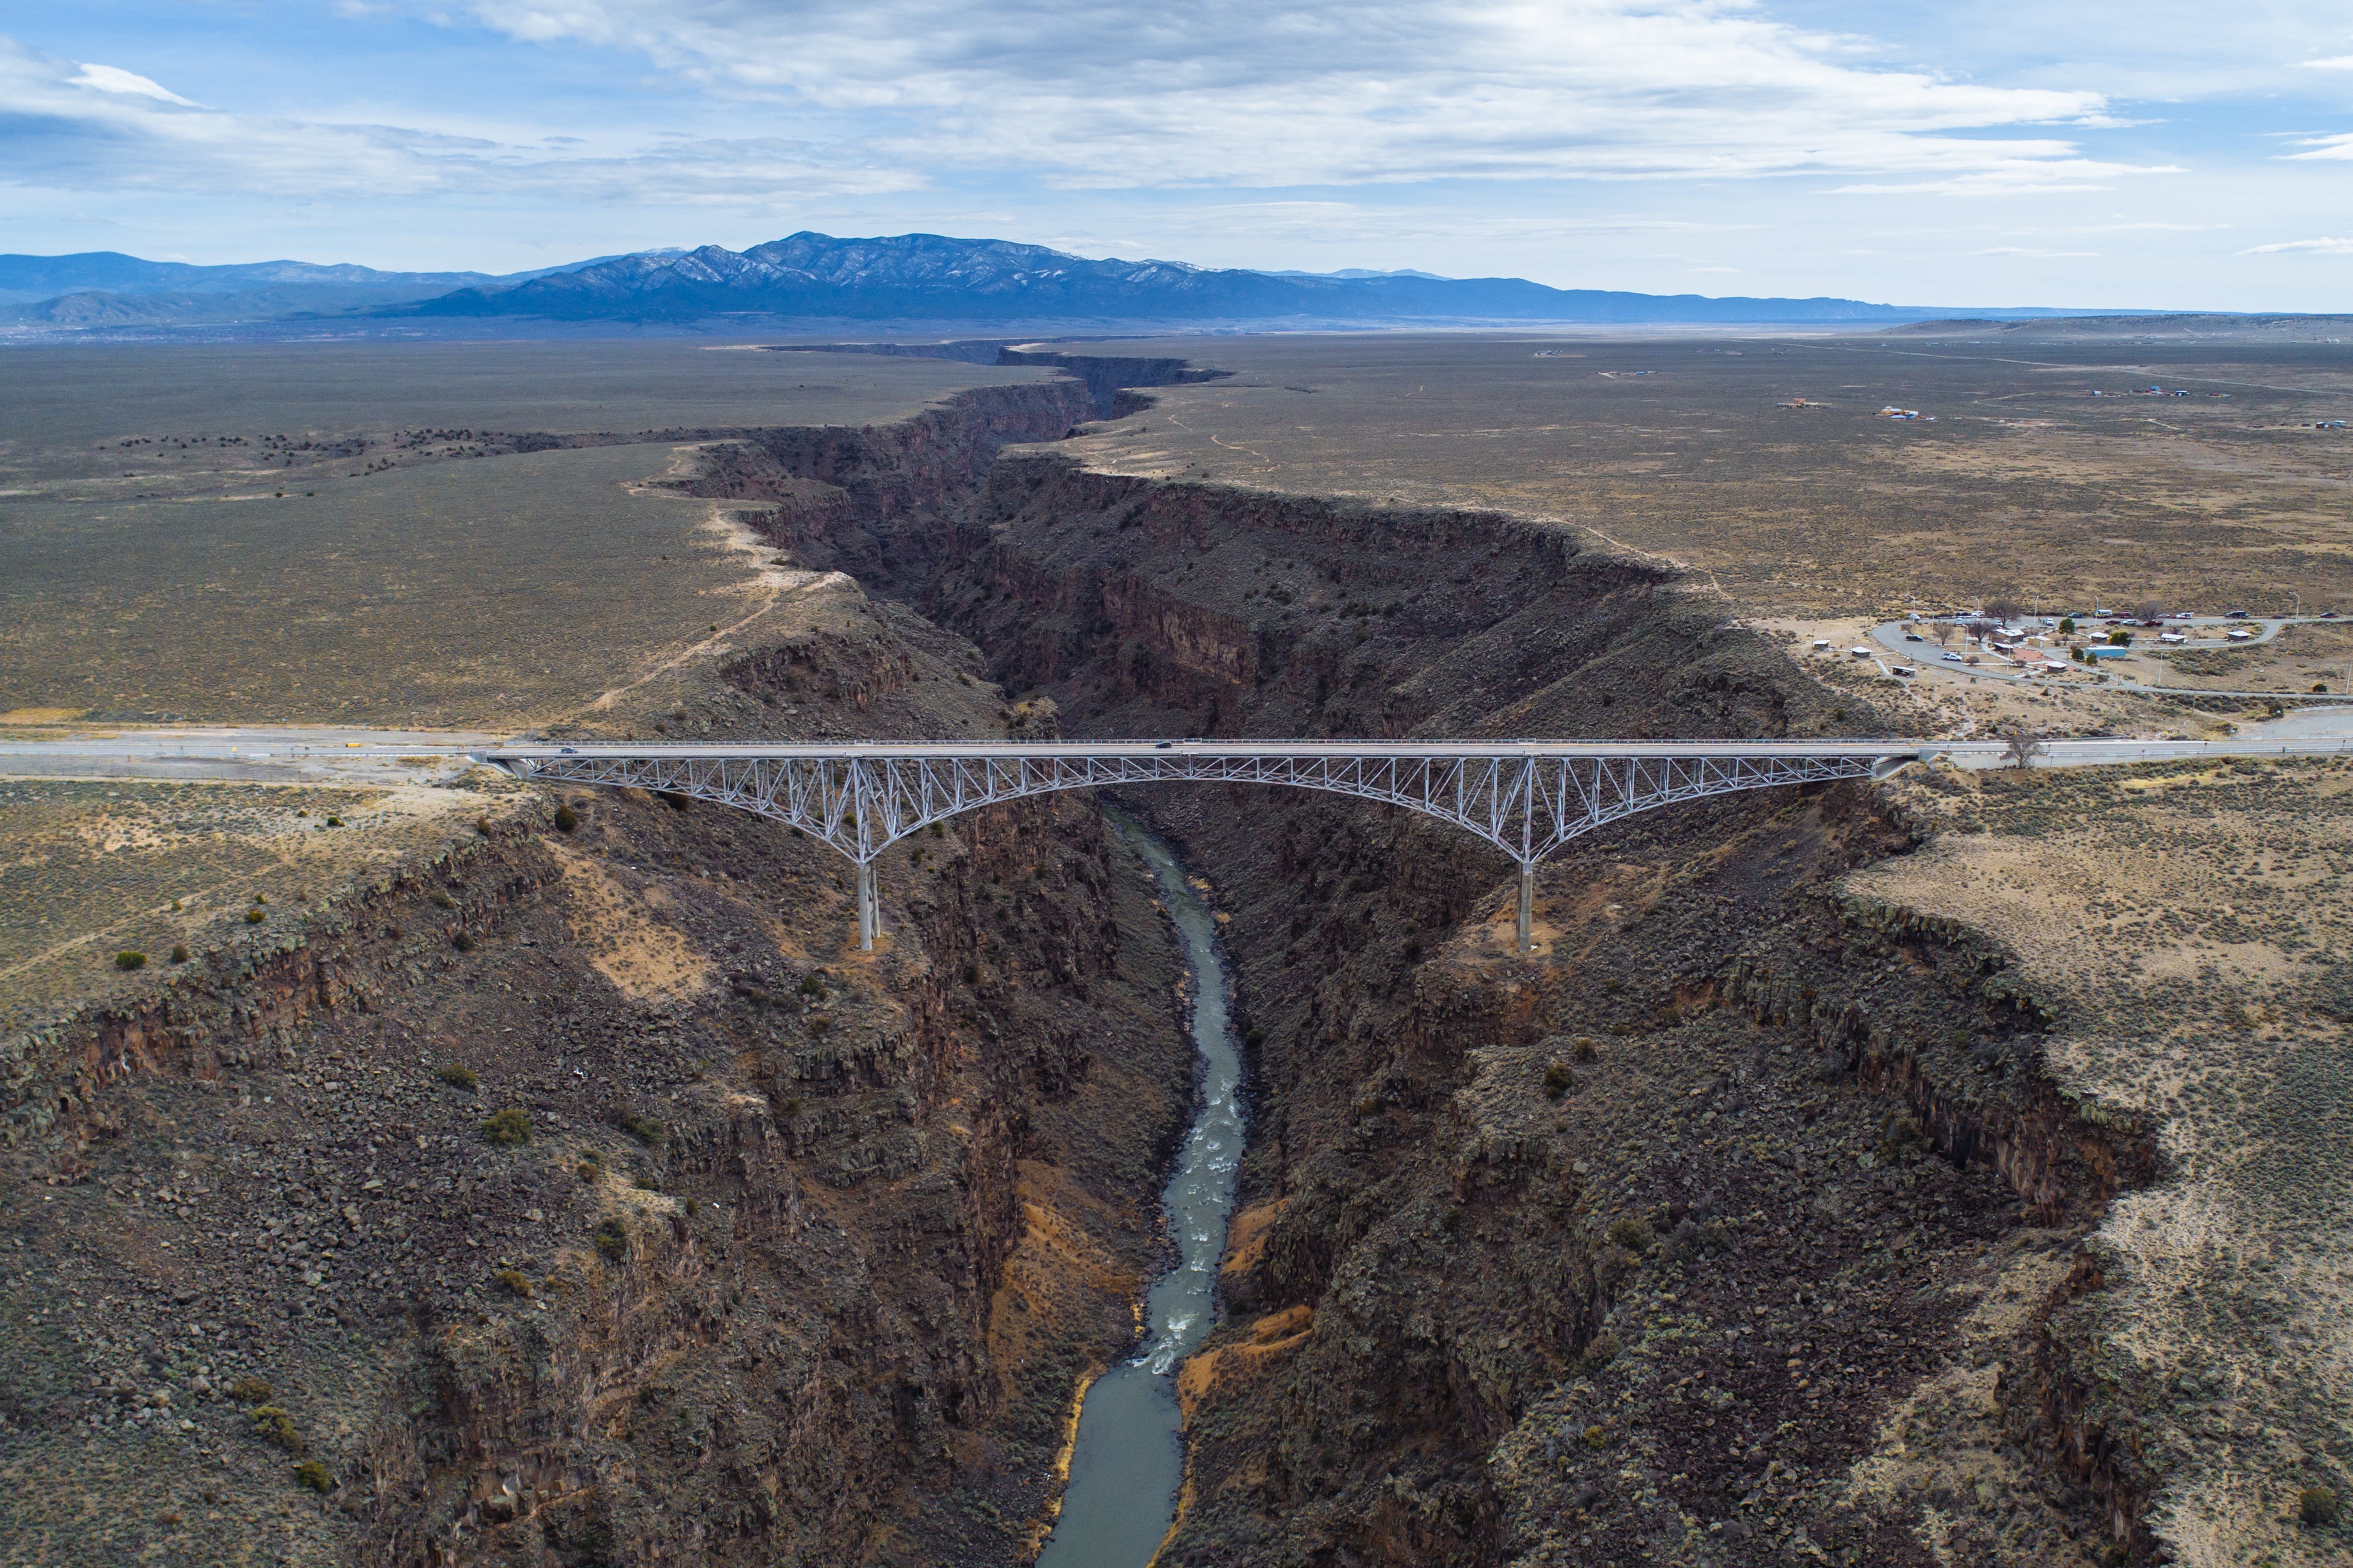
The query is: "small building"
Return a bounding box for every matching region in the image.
[2090,646,2131,659]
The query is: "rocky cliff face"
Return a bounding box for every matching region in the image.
[0,561,1193,1566]
[659,380,1100,596]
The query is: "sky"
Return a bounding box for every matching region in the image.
[3,1,2351,310]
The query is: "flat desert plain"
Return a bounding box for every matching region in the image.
[1043,331,2353,622]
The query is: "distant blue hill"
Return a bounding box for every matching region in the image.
[0,252,500,305]
[0,250,647,326]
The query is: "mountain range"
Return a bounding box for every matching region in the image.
[0,233,2138,336]
[407,232,2002,327]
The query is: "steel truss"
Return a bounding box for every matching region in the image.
[493,744,1908,951]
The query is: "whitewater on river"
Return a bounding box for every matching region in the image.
[1035,810,1247,1567]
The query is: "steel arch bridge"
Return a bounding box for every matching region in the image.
[488,740,1921,951]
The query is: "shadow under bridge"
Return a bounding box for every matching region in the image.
[486,740,1923,952]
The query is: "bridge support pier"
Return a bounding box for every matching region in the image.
[855,861,877,951]
[1517,861,1534,955]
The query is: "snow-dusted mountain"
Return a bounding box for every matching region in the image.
[0,234,2117,335]
[409,231,1941,326]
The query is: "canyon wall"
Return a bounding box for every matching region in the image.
[0,558,1194,1566]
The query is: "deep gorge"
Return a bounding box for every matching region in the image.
[707,365,2168,1566]
[0,360,2165,1567]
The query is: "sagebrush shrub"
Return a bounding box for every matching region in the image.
[480,1108,531,1146]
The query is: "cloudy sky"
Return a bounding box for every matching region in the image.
[6,1,2352,308]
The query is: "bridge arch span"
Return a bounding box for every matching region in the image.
[491,742,1917,951]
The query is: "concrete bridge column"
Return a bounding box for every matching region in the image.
[856,861,877,950]
[1517,861,1534,955]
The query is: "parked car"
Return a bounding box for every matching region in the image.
[2225,609,2250,619]
[1943,651,1965,663]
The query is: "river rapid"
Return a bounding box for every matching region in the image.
[1034,810,1246,1568]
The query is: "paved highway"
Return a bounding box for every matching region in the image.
[4,724,2352,781]
[0,726,504,783]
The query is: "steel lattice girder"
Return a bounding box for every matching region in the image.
[510,747,1887,868]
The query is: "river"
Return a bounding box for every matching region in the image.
[1034,810,1247,1568]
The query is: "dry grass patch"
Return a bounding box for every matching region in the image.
[1851,756,2353,1564]
[542,836,714,1004]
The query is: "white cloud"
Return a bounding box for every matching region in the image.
[1100,200,1761,249]
[2288,131,2353,161]
[431,0,2129,189]
[0,36,920,202]
[2008,221,2225,233]
[1975,246,2097,256]
[2297,54,2353,69]
[68,62,196,105]
[2240,236,2353,253]
[1829,157,2180,196]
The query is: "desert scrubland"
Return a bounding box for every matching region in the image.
[1051,332,2353,621]
[2,326,2350,1567]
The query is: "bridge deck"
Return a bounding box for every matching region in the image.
[488,739,1928,761]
